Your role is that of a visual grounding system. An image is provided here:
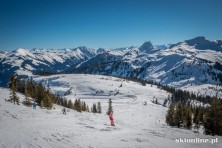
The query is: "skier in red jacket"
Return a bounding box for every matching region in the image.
[109,111,115,126]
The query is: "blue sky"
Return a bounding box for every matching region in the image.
[0,0,222,51]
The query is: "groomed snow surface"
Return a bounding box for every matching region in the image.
[0,74,221,148]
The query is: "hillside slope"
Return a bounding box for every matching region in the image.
[1,74,221,148]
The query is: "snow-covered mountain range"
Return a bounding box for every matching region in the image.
[0,46,97,85]
[1,36,222,92]
[73,37,222,87]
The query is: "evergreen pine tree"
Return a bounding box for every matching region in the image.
[9,76,19,105]
[198,107,204,124]
[81,101,87,111]
[185,106,192,129]
[193,107,200,132]
[181,104,186,127]
[204,98,222,136]
[67,99,73,109]
[106,99,113,115]
[36,82,46,105]
[60,98,65,106]
[166,103,175,126]
[27,77,35,98]
[77,99,82,112]
[74,99,82,112]
[63,98,68,108]
[97,102,102,114]
[16,79,25,93]
[24,86,29,101]
[42,94,53,109]
[92,103,97,113]
[174,104,183,128]
[74,99,78,110]
[23,85,32,107]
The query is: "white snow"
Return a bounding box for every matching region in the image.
[15,48,37,59]
[1,74,221,148]
[181,84,222,99]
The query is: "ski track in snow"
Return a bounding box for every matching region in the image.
[0,74,222,148]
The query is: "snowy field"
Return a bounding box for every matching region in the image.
[0,74,221,148]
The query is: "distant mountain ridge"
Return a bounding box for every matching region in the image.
[139,41,154,52]
[170,36,222,51]
[1,36,222,89]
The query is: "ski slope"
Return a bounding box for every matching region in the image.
[0,74,221,148]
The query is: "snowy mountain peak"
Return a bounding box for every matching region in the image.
[139,41,154,52]
[76,46,89,50]
[184,36,207,46]
[96,48,111,54]
[15,48,29,55]
[74,46,96,56]
[187,36,206,42]
[184,36,222,51]
[13,48,36,59]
